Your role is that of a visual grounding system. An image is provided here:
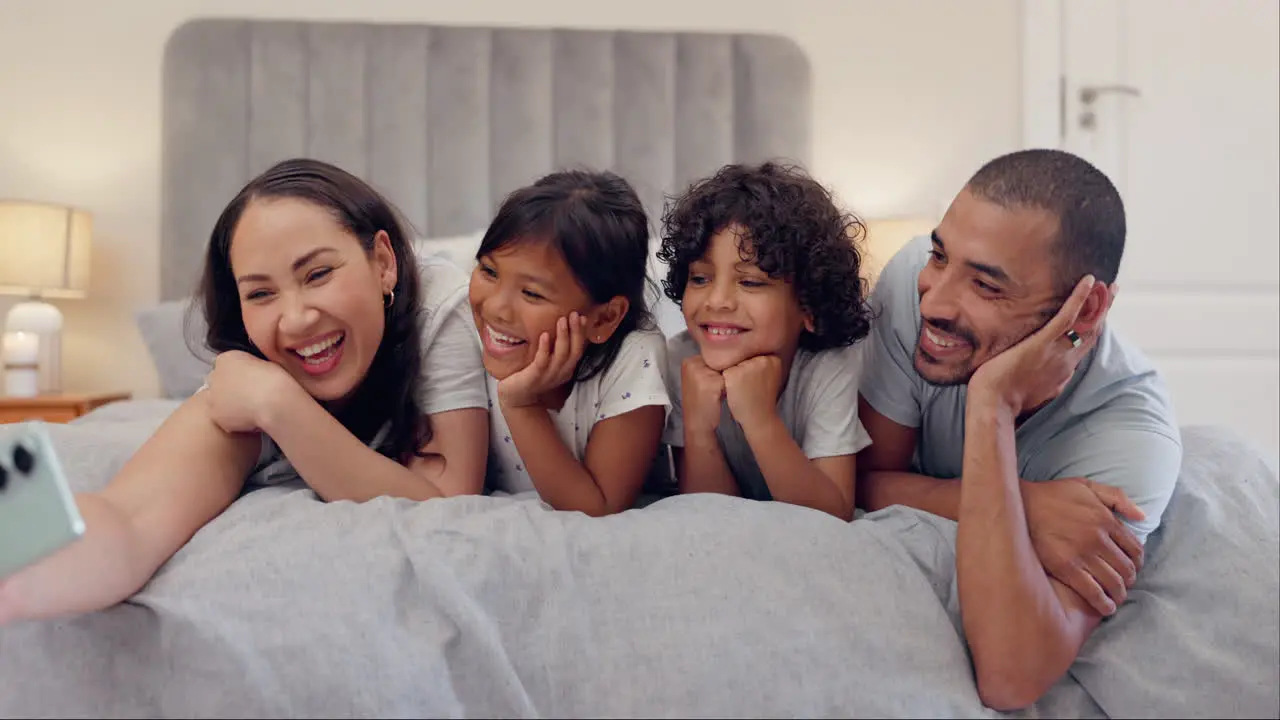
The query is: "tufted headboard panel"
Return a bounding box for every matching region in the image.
[160,18,812,299]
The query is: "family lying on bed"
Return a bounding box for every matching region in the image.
[0,149,1181,711]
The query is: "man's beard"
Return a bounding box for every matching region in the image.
[914,316,980,387]
[913,313,1050,387]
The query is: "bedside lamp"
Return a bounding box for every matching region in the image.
[863,217,937,287]
[0,200,92,397]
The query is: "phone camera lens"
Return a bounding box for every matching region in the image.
[12,443,34,474]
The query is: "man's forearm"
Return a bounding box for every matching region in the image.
[957,394,1084,710]
[859,470,961,519]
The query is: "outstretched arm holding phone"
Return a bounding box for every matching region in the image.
[0,393,258,625]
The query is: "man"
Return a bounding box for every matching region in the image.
[856,149,1182,711]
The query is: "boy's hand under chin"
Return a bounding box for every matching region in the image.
[723,355,784,430]
[681,355,727,435]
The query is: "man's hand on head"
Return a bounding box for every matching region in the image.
[969,275,1102,416]
[1022,477,1146,616]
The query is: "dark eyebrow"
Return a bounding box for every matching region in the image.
[517,271,556,288]
[932,230,1011,285]
[236,247,336,285]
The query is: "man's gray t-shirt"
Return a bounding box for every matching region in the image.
[860,235,1182,542]
[664,331,873,501]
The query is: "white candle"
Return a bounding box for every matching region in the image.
[3,331,39,365]
[4,367,38,398]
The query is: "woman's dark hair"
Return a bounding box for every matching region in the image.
[194,157,428,463]
[657,161,872,351]
[476,169,654,382]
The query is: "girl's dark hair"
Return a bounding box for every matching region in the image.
[658,161,872,351]
[476,169,654,382]
[194,157,429,463]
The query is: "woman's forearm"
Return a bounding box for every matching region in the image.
[1,492,153,623]
[260,387,444,503]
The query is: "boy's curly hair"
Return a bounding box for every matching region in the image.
[657,162,872,351]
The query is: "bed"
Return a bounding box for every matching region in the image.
[2,18,1278,719]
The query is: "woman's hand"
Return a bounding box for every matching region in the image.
[497,312,588,409]
[0,577,19,626]
[204,350,299,434]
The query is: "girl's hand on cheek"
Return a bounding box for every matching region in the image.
[497,312,588,409]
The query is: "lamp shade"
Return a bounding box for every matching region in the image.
[0,200,92,299]
[863,217,936,286]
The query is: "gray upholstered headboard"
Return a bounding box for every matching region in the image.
[160,18,812,300]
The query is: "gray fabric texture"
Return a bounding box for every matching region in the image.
[0,413,1275,718]
[133,298,214,399]
[160,19,812,300]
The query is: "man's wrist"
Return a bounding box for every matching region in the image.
[967,379,1021,424]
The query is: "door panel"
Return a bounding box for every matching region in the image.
[1055,0,1280,455]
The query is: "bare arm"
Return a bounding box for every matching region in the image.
[854,395,965,517]
[744,416,856,521]
[674,430,740,497]
[957,395,1103,711]
[504,403,666,516]
[0,392,258,623]
[857,389,1148,621]
[404,408,489,497]
[260,385,486,503]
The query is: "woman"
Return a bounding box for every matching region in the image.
[0,158,489,624]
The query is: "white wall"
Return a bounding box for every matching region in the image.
[0,0,1022,398]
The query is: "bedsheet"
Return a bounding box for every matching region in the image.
[0,404,1275,718]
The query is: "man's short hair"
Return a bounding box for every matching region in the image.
[966,148,1126,295]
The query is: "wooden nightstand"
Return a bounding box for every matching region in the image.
[0,392,132,424]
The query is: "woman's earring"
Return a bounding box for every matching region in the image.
[384,289,396,309]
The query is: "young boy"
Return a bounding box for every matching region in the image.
[658,162,874,521]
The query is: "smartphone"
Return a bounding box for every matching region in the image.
[0,422,85,580]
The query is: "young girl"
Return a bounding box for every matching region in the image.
[658,162,874,521]
[0,158,489,624]
[469,170,671,517]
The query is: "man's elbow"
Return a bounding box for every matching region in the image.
[974,666,1055,712]
[971,635,1084,713]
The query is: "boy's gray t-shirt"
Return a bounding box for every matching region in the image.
[664,331,873,501]
[859,235,1183,542]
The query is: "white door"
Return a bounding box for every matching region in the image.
[1022,0,1280,457]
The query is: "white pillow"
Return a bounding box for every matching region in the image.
[413,231,484,271]
[646,236,687,338]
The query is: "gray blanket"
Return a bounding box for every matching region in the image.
[0,403,1276,718]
